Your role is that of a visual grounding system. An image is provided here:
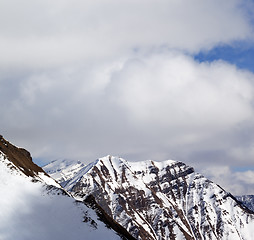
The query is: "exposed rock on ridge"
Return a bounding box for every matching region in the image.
[0,135,45,177]
[57,155,254,240]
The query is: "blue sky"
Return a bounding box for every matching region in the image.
[195,43,254,73]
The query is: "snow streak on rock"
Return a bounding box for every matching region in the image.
[58,156,254,240]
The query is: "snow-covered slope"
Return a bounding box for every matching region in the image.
[43,159,86,187]
[57,155,254,240]
[236,195,254,212]
[0,135,60,187]
[0,137,121,240]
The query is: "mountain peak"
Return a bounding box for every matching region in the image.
[46,156,253,240]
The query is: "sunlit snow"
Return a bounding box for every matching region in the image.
[0,155,120,240]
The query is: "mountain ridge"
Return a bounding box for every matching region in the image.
[235,195,254,212]
[44,155,254,240]
[1,134,253,240]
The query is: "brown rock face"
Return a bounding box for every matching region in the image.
[64,156,254,240]
[0,135,45,177]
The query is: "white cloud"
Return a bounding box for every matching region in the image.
[1,52,254,167]
[0,0,252,69]
[0,0,254,194]
[106,54,254,130]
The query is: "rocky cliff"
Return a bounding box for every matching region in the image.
[47,155,254,240]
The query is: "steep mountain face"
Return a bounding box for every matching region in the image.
[48,156,254,240]
[236,195,254,212]
[0,137,121,240]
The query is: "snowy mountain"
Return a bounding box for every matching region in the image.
[2,134,254,240]
[44,155,254,240]
[43,158,86,187]
[0,136,121,240]
[236,195,254,212]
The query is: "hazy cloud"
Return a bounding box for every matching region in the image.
[202,166,254,195]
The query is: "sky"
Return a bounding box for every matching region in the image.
[0,0,254,195]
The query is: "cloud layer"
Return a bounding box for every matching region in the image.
[1,0,254,194]
[0,0,252,68]
[2,53,254,165]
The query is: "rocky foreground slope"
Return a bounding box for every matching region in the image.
[45,156,254,240]
[0,136,121,240]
